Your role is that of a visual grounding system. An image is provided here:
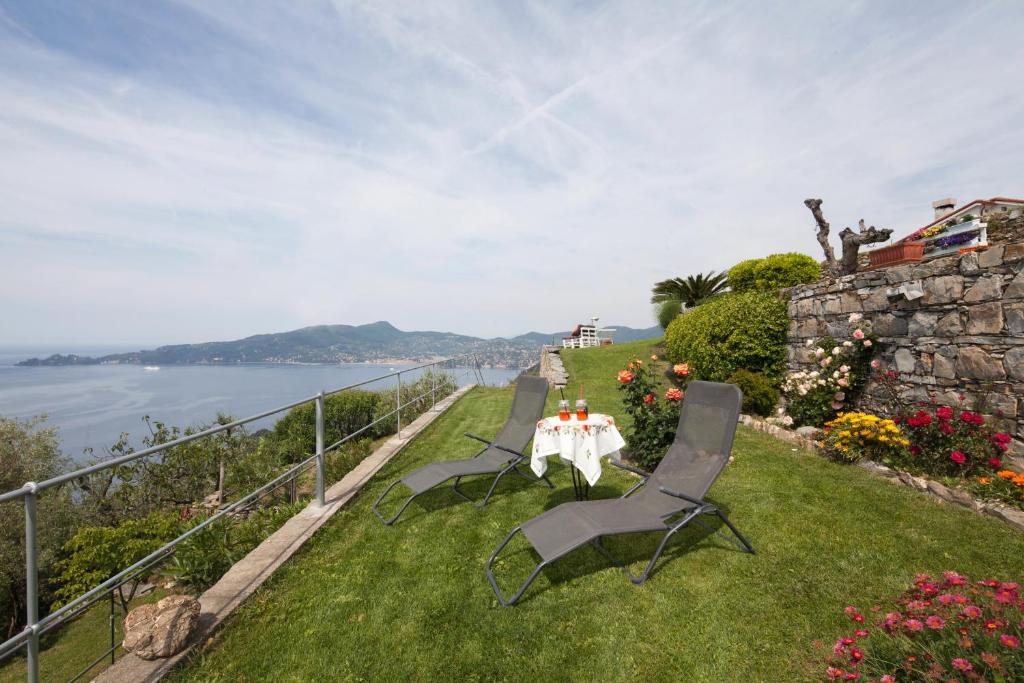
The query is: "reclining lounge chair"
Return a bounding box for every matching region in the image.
[373,375,551,525]
[485,380,753,606]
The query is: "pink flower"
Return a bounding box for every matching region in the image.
[905,619,924,632]
[643,393,655,405]
[961,605,982,619]
[870,359,880,369]
[925,615,945,629]
[665,387,683,402]
[825,667,844,681]
[880,676,895,683]
[950,451,966,464]
[1000,634,1021,648]
[837,378,849,387]
[852,329,865,340]
[862,339,872,347]
[951,658,972,672]
[943,571,967,585]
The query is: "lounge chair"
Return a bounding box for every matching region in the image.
[485,380,753,606]
[373,375,551,525]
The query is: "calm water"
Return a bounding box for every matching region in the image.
[0,347,519,463]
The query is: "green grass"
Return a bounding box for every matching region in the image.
[167,340,1024,682]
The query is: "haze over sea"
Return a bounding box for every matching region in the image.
[0,346,518,464]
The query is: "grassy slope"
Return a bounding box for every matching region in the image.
[170,340,1024,682]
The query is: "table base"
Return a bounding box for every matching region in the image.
[569,464,590,501]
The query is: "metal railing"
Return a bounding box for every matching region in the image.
[0,356,481,682]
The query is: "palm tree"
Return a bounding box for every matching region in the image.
[650,271,729,308]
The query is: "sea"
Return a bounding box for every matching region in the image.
[0,346,520,464]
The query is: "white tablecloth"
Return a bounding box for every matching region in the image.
[530,413,626,486]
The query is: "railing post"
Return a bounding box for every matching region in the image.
[24,483,39,683]
[431,364,436,411]
[396,372,402,440]
[315,391,325,507]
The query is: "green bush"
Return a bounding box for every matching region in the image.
[727,253,820,293]
[655,299,682,330]
[725,370,779,417]
[664,292,788,382]
[269,390,382,463]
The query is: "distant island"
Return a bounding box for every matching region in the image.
[17,321,661,368]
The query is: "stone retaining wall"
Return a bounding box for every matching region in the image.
[783,240,1024,459]
[539,345,568,387]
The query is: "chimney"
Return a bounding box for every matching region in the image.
[932,197,956,221]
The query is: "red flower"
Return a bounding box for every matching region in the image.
[849,647,863,662]
[936,406,953,421]
[959,411,984,425]
[992,432,1012,444]
[950,451,966,465]
[988,457,1003,468]
[909,444,921,456]
[1000,633,1021,649]
[984,618,1001,631]
[643,393,655,405]
[951,658,972,672]
[617,370,635,384]
[938,422,954,435]
[906,410,933,428]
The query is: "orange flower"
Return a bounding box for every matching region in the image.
[650,354,658,361]
[978,477,991,485]
[673,363,690,377]
[997,470,1017,480]
[665,387,683,402]
[617,370,635,384]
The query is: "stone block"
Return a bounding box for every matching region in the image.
[1005,347,1024,381]
[894,348,916,373]
[861,288,889,312]
[922,275,963,305]
[933,352,956,379]
[839,291,863,313]
[908,312,938,337]
[935,311,963,336]
[956,346,1007,380]
[962,275,1003,303]
[964,302,1004,334]
[985,392,1018,418]
[873,313,908,337]
[1005,269,1024,299]
[978,245,1005,269]
[959,251,981,275]
[1004,243,1024,263]
[1007,303,1024,336]
[123,595,200,661]
[885,265,914,284]
[822,296,842,315]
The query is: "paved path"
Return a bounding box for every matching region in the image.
[95,385,474,683]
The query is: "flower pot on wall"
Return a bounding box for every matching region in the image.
[867,241,925,270]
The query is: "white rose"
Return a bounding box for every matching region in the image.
[848,313,863,324]
[843,341,853,347]
[832,347,842,355]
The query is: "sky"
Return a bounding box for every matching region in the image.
[1,1,1023,346]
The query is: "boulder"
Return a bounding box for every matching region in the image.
[956,346,1006,381]
[123,595,200,661]
[964,302,1004,335]
[962,275,1003,303]
[795,426,821,439]
[978,245,1004,269]
[922,275,963,305]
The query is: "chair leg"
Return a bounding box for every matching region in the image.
[485,526,547,607]
[712,509,755,554]
[451,476,476,504]
[511,464,555,489]
[372,480,420,526]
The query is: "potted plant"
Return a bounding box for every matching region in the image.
[867,240,925,269]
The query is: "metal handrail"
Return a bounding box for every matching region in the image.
[0,355,482,681]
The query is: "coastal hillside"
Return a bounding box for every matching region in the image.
[17,321,662,368]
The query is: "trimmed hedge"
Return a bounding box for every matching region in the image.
[664,291,787,382]
[726,369,780,417]
[727,252,820,293]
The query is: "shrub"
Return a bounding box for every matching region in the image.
[616,355,689,469]
[820,412,909,463]
[727,253,820,293]
[895,404,1011,478]
[782,315,876,427]
[655,299,682,330]
[664,291,788,382]
[821,572,1024,681]
[269,389,383,463]
[725,370,779,417]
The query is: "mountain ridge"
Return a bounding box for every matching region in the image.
[17,321,662,368]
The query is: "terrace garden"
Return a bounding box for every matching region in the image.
[165,340,1024,682]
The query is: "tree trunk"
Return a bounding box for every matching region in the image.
[804,199,893,276]
[804,198,840,276]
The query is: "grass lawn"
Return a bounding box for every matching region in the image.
[169,340,1024,682]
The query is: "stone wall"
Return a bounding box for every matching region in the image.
[784,240,1024,459]
[988,214,1024,246]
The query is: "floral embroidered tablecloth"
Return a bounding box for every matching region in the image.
[530,413,626,486]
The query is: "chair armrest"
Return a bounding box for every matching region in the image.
[463,433,524,461]
[657,486,705,507]
[610,459,651,479]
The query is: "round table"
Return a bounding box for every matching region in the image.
[530,413,626,500]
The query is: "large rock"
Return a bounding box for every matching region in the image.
[1007,303,1024,336]
[956,346,1006,381]
[1006,270,1024,300]
[922,275,963,305]
[933,352,956,379]
[978,245,1004,269]
[962,275,1003,303]
[909,312,937,337]
[964,302,1004,334]
[1005,347,1024,381]
[935,311,963,336]
[894,348,916,374]
[873,313,908,337]
[123,595,200,661]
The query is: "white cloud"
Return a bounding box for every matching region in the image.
[1,0,1022,345]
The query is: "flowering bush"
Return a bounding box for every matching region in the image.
[821,412,909,464]
[783,314,876,428]
[821,572,1024,681]
[616,356,688,469]
[892,404,1011,478]
[972,470,1024,510]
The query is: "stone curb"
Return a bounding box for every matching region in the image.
[93,385,475,683]
[738,414,1024,532]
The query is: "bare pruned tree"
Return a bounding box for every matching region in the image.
[804,198,893,276]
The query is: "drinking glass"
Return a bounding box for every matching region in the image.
[558,400,571,421]
[575,399,589,421]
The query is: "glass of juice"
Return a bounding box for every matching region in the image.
[558,400,571,421]
[575,399,589,421]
